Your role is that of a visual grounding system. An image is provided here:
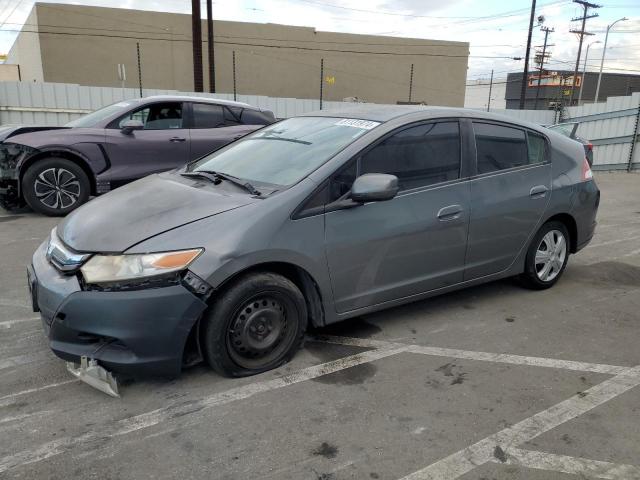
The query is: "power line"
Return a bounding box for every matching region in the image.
[0,21,528,50]
[0,0,23,26]
[0,27,521,59]
[295,0,569,24]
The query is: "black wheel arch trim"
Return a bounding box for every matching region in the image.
[17,146,98,196]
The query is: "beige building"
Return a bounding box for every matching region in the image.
[6,3,469,106]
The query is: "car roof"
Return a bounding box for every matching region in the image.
[300,105,548,133]
[141,95,259,110]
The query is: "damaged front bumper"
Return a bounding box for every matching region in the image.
[30,241,211,394]
[1,142,36,209]
[67,356,120,397]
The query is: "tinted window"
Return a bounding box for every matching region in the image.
[117,102,183,130]
[242,109,274,125]
[192,103,225,128]
[474,123,528,174]
[527,132,547,164]
[360,122,460,191]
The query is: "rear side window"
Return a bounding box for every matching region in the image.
[192,103,225,128]
[241,109,274,125]
[527,132,547,164]
[473,123,528,174]
[360,122,461,191]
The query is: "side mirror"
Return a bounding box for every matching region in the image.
[120,119,144,134]
[351,173,399,203]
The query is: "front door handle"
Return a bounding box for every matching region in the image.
[437,204,463,221]
[169,137,186,142]
[530,185,548,198]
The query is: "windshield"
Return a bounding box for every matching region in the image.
[65,101,138,128]
[189,117,380,186]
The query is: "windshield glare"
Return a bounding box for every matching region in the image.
[65,101,137,128]
[190,117,380,186]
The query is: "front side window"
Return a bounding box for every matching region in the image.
[190,117,379,187]
[474,123,528,174]
[360,122,461,191]
[117,102,183,130]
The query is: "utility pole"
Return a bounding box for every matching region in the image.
[319,58,324,110]
[206,0,215,93]
[232,51,237,101]
[578,40,601,105]
[136,42,142,97]
[191,0,203,92]
[408,63,414,103]
[519,0,537,110]
[533,26,554,110]
[487,70,493,112]
[595,17,627,103]
[568,0,600,106]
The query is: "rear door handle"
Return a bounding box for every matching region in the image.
[169,137,186,142]
[530,185,548,198]
[437,204,463,221]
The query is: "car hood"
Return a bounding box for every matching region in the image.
[4,127,76,147]
[58,172,260,252]
[0,125,70,143]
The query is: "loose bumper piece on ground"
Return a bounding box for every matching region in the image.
[66,356,120,398]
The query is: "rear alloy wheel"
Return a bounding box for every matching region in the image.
[202,272,307,377]
[520,221,570,290]
[22,158,90,216]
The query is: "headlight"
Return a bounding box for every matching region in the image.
[80,249,203,284]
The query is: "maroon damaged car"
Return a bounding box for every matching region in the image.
[0,96,275,216]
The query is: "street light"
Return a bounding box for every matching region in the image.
[594,17,628,103]
[578,40,601,105]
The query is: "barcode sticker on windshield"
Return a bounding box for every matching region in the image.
[335,119,380,130]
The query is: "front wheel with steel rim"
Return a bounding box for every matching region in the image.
[202,272,308,377]
[520,221,570,290]
[22,158,90,216]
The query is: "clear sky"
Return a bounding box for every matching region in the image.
[1,0,638,82]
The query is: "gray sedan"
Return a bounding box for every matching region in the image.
[29,106,599,395]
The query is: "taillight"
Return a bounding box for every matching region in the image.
[586,142,593,151]
[581,157,593,181]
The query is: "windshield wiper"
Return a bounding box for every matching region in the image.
[255,136,312,145]
[181,171,262,196]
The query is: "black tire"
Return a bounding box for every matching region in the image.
[22,158,90,216]
[202,272,308,377]
[519,221,570,290]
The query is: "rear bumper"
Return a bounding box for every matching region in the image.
[572,180,600,252]
[31,241,209,378]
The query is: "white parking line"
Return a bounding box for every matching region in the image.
[314,335,630,375]
[0,379,79,405]
[0,351,53,370]
[399,367,640,480]
[0,317,39,329]
[493,448,640,480]
[2,335,638,478]
[0,345,408,473]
